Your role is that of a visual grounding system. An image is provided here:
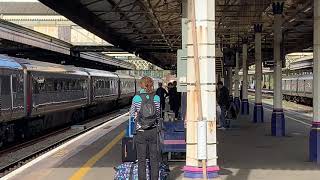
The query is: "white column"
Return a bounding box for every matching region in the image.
[309,0,320,163]
[242,43,248,100]
[255,30,262,104]
[186,0,217,170]
[313,0,320,124]
[234,51,240,98]
[273,14,282,110]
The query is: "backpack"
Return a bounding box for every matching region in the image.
[137,93,157,130]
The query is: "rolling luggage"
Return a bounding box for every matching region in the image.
[122,137,137,162]
[114,161,169,180]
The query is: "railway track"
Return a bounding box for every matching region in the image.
[0,127,69,156]
[0,108,128,177]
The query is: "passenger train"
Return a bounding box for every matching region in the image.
[0,55,161,147]
[248,73,313,106]
[282,73,313,105]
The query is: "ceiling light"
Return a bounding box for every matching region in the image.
[304,7,312,12]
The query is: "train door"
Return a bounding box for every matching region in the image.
[11,73,24,120]
[0,75,12,121]
[89,76,93,104]
[117,79,121,99]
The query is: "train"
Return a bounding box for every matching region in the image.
[247,73,313,106]
[0,54,161,147]
[282,73,313,105]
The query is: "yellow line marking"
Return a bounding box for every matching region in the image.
[69,130,125,180]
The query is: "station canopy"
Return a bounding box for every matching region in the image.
[39,0,313,69]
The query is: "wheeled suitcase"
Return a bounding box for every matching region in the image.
[122,137,137,162]
[114,161,170,180]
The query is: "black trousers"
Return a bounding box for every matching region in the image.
[135,128,159,180]
[160,101,165,117]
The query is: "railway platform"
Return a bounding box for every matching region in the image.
[1,99,319,180]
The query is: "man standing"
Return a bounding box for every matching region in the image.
[156,82,168,117]
[169,81,180,119]
[217,81,230,129]
[240,81,243,101]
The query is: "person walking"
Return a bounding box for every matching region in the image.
[130,76,161,180]
[156,82,168,117]
[217,81,230,129]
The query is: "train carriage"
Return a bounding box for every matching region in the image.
[14,59,89,117]
[0,55,25,122]
[117,74,136,100]
[83,68,119,104]
[0,54,163,147]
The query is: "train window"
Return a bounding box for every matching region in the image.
[96,80,100,89]
[63,81,69,91]
[54,80,58,91]
[106,80,110,89]
[45,79,54,92]
[74,80,80,90]
[70,80,76,90]
[12,77,17,93]
[15,74,23,93]
[97,80,102,89]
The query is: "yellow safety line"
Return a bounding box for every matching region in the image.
[69,130,125,180]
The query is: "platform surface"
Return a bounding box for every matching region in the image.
[170,99,320,180]
[3,100,320,180]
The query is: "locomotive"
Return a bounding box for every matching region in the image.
[0,54,161,147]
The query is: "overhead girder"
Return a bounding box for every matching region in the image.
[38,0,313,69]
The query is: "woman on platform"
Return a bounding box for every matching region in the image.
[130,76,161,180]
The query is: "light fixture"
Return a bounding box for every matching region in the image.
[304,7,312,12]
[289,18,295,22]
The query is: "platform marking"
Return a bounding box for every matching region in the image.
[2,113,129,180]
[262,102,312,119]
[262,105,312,126]
[69,130,125,180]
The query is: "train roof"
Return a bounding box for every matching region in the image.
[82,68,118,78]
[0,54,23,70]
[117,73,134,79]
[283,74,313,80]
[13,58,88,76]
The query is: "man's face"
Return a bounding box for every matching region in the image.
[218,84,223,89]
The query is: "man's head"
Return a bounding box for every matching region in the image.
[217,81,223,89]
[173,81,177,87]
[158,82,163,87]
